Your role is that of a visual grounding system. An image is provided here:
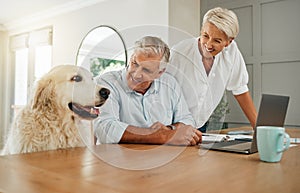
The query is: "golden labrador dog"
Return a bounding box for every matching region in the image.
[1,65,109,155]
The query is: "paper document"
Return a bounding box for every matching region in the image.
[202,133,253,143]
[202,134,233,143]
[290,138,300,144]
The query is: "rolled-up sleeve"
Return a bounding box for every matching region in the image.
[93,96,129,144]
[93,75,128,144]
[226,42,249,95]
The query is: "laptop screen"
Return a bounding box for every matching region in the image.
[251,94,290,152]
[256,94,290,127]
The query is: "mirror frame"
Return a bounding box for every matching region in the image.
[75,25,128,69]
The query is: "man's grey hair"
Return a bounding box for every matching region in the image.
[202,7,239,39]
[134,36,170,70]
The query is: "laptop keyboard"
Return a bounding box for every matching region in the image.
[221,142,252,150]
[209,140,251,149]
[212,140,244,147]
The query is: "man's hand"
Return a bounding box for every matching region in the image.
[165,124,202,146]
[150,122,170,130]
[149,122,202,146]
[121,122,202,146]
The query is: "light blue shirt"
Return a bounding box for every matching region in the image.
[93,68,195,144]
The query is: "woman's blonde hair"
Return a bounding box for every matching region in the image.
[202,7,239,39]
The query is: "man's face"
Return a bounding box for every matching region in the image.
[126,51,164,94]
[199,22,232,57]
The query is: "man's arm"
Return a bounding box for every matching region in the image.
[234,91,257,128]
[120,122,202,146]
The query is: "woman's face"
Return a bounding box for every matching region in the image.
[126,51,164,94]
[199,22,232,57]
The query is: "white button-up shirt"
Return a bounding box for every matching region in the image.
[167,38,249,128]
[94,69,195,144]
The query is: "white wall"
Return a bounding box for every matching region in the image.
[8,0,169,66]
[0,31,4,146]
[169,0,200,38]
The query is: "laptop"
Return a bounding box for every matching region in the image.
[200,94,290,154]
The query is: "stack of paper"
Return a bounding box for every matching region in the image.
[202,133,252,143]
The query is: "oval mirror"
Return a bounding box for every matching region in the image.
[76,25,127,77]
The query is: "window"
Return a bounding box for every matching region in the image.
[10,27,52,116]
[34,45,52,80]
[14,49,28,106]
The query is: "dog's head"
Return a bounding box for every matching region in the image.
[31,65,110,120]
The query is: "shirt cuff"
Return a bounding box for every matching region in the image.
[232,85,249,95]
[113,122,129,143]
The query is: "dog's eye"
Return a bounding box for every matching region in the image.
[71,75,82,82]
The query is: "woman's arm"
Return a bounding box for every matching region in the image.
[234,91,257,128]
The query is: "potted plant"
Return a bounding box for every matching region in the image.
[206,93,230,131]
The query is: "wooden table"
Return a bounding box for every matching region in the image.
[0,128,299,193]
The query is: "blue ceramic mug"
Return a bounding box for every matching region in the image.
[257,126,290,162]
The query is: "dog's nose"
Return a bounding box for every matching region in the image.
[99,88,110,100]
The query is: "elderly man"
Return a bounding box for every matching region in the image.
[94,36,202,146]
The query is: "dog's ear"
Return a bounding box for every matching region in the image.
[31,78,56,110]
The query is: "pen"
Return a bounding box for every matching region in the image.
[235,138,252,142]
